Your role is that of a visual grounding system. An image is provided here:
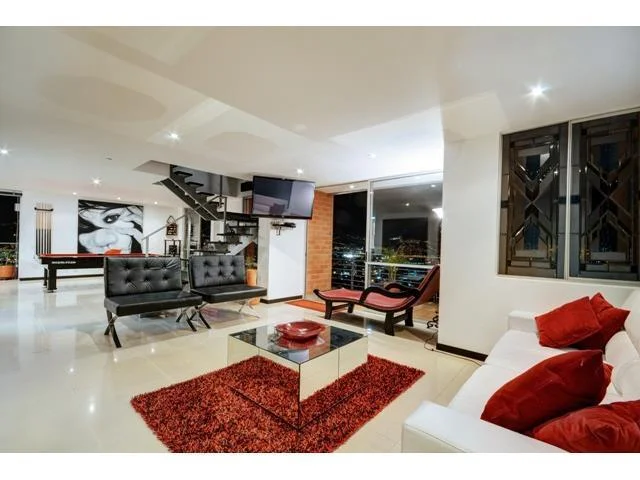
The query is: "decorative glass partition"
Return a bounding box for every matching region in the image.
[499,124,568,278]
[569,112,640,280]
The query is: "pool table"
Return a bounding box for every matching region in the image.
[38,253,161,292]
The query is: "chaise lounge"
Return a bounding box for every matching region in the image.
[313,264,440,335]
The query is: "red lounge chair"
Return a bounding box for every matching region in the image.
[313,264,440,336]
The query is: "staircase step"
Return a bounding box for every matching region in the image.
[159,178,220,222]
[225,212,258,222]
[171,167,193,177]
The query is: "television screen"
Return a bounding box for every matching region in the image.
[251,176,316,219]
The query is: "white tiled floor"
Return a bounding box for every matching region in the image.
[0,278,478,452]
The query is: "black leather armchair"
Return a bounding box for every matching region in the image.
[103,256,202,348]
[188,255,267,322]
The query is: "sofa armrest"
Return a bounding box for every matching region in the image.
[401,401,565,453]
[507,310,538,333]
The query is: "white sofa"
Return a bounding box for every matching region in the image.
[402,290,640,453]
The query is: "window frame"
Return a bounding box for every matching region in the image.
[497,106,640,286]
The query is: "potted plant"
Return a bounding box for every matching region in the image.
[382,247,405,282]
[245,253,259,305]
[0,246,17,280]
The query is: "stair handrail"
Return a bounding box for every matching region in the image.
[141,198,220,255]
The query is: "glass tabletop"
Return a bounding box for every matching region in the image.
[229,322,365,365]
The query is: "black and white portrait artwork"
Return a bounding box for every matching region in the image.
[77,200,144,254]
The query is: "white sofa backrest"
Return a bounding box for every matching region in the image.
[605,331,640,369]
[612,359,640,400]
[621,289,640,350]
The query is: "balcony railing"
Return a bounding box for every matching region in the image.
[367,262,433,288]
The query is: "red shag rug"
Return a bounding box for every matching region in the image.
[285,299,327,313]
[131,354,424,452]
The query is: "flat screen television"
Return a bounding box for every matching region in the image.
[251,175,316,219]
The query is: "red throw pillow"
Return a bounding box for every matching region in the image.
[535,296,601,348]
[532,400,640,452]
[572,293,630,351]
[480,350,608,433]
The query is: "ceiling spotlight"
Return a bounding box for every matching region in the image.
[72,192,77,196]
[529,85,546,98]
[117,197,121,200]
[368,153,377,159]
[0,148,8,155]
[296,168,304,175]
[168,131,180,141]
[92,178,101,185]
[349,185,355,189]
[154,201,158,205]
[430,184,437,188]
[405,202,410,207]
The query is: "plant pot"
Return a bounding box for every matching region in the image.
[246,268,259,305]
[0,265,16,280]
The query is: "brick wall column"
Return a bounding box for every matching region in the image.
[305,191,334,295]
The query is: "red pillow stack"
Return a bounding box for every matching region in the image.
[481,293,637,452]
[532,400,640,452]
[480,350,609,433]
[535,293,629,350]
[573,293,630,350]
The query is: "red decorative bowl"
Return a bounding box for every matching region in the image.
[275,320,325,341]
[277,335,325,350]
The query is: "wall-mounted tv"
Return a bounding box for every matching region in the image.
[251,175,316,219]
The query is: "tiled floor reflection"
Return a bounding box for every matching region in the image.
[0,278,477,452]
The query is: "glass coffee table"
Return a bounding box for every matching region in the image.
[226,321,368,429]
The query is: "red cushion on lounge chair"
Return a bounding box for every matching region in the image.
[319,288,362,302]
[366,294,413,309]
[317,288,414,310]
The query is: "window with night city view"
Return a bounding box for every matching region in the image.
[331,191,367,290]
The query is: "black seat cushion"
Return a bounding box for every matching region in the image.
[192,284,267,303]
[105,290,202,317]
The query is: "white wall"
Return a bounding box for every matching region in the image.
[257,218,307,301]
[18,191,183,279]
[439,134,637,355]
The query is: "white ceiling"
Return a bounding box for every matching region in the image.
[0,26,639,206]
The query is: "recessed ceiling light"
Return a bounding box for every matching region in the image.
[0,148,8,155]
[296,168,304,174]
[368,153,377,159]
[72,192,77,196]
[430,184,437,188]
[529,85,547,98]
[168,131,180,141]
[349,185,355,189]
[92,178,101,185]
[405,202,410,207]
[117,197,121,200]
[154,201,158,205]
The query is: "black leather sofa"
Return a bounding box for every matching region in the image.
[104,256,203,348]
[188,254,267,323]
